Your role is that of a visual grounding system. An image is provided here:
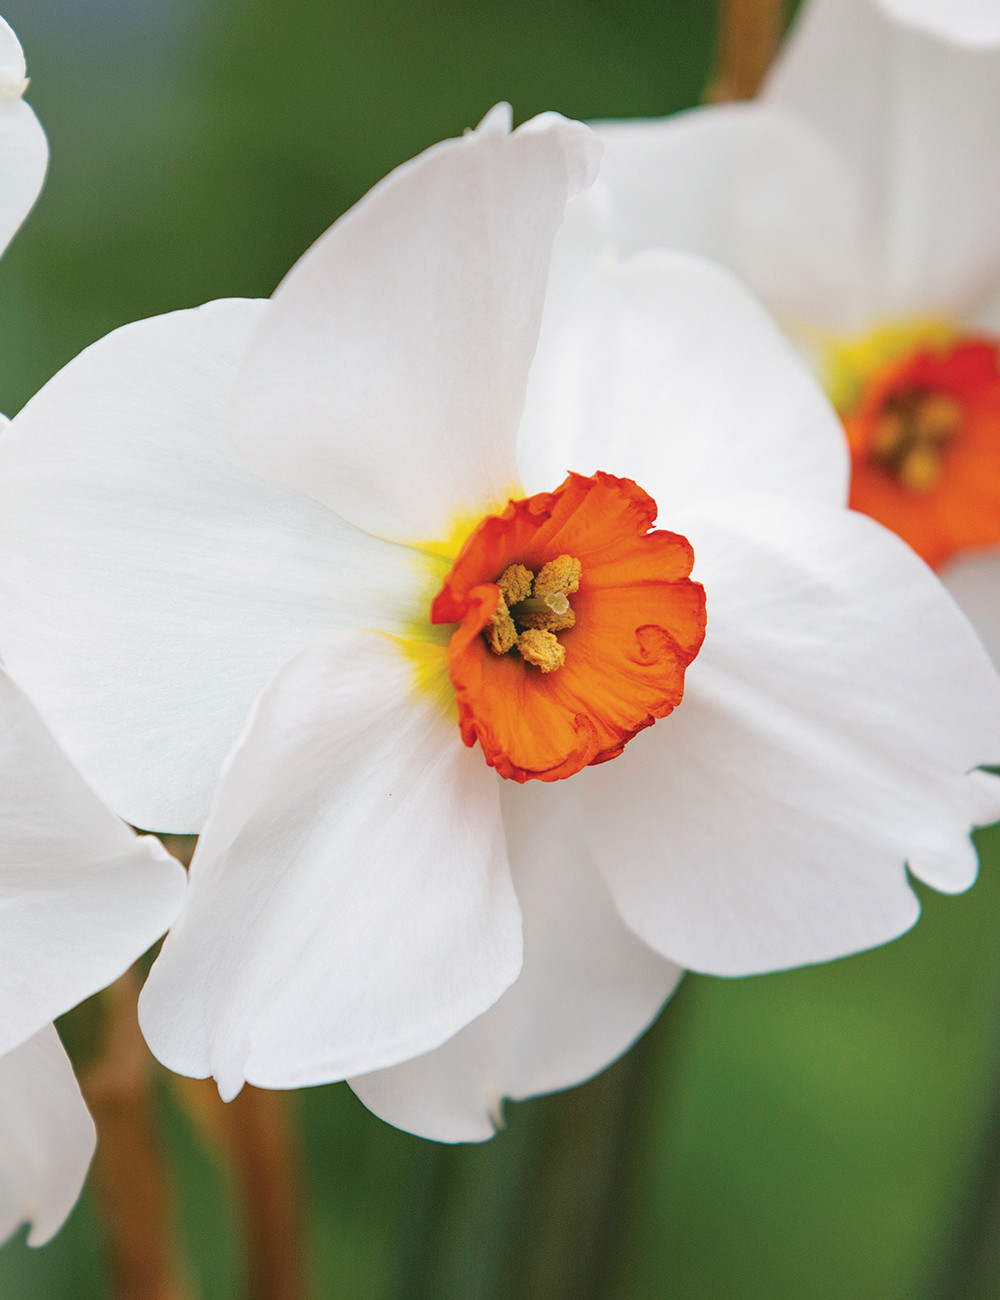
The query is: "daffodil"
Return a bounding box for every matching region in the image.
[0,15,187,1240]
[582,0,1000,664]
[0,106,997,1141]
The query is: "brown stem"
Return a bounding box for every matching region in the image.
[706,0,786,102]
[77,969,189,1300]
[170,1076,305,1300]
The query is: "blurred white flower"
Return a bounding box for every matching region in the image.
[0,14,187,1242]
[0,16,44,252]
[0,651,188,1244]
[582,0,1000,663]
[0,1028,95,1248]
[0,105,997,1141]
[875,0,1000,46]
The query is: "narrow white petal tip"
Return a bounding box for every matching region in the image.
[0,17,27,99]
[966,767,1000,827]
[216,1072,244,1104]
[476,102,513,135]
[473,105,602,200]
[516,111,603,199]
[487,1094,505,1132]
[909,836,979,897]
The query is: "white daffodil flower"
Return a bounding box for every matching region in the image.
[0,105,997,1143]
[0,15,188,1241]
[582,0,1000,663]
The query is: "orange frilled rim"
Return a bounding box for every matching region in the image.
[430,471,707,782]
[846,338,1000,568]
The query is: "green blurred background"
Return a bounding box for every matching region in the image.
[2,1,1000,1296]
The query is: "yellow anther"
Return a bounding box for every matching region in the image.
[497,563,533,607]
[870,387,963,493]
[899,446,945,493]
[871,411,905,460]
[485,596,518,655]
[518,629,566,673]
[533,554,581,598]
[915,393,962,442]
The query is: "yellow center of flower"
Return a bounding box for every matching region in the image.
[816,318,1000,568]
[820,318,956,414]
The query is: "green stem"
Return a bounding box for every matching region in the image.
[393,977,696,1300]
[923,1057,1000,1299]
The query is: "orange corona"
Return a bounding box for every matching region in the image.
[844,338,1000,568]
[431,471,707,782]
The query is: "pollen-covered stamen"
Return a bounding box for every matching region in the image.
[483,555,583,667]
[534,554,581,599]
[869,387,963,492]
[497,563,533,606]
[518,629,566,673]
[484,563,534,653]
[484,596,518,655]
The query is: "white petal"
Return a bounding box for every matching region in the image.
[231,111,600,543]
[517,111,603,198]
[876,0,1000,47]
[583,494,1000,976]
[0,18,46,260]
[962,285,1000,334]
[766,0,1000,318]
[0,299,418,832]
[941,545,1000,669]
[349,780,681,1142]
[0,17,26,89]
[0,669,186,1057]
[589,104,870,331]
[519,245,849,509]
[0,1026,95,1248]
[138,631,521,1098]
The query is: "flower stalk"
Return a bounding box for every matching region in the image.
[170,1077,305,1300]
[706,0,786,101]
[77,969,188,1300]
[394,979,695,1300]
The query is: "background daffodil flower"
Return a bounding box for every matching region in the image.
[576,0,1000,668]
